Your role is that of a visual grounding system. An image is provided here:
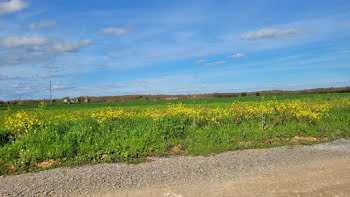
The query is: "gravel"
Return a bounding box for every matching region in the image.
[0,139,349,197]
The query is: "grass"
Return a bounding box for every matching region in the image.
[0,93,349,175]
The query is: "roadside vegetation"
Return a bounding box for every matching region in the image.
[0,93,350,175]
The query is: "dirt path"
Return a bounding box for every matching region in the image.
[1,139,349,197]
[111,158,349,197]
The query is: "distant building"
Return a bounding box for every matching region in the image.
[62,97,79,104]
[70,98,79,103]
[84,96,89,103]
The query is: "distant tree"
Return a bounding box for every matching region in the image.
[256,92,260,96]
[241,92,247,97]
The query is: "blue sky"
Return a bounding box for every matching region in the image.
[1,0,350,100]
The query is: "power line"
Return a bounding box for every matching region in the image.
[49,80,52,104]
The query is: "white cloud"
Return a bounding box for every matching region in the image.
[101,27,128,36]
[1,36,47,48]
[240,28,299,40]
[0,0,28,15]
[38,74,59,79]
[228,53,245,58]
[1,37,92,53]
[0,38,94,67]
[196,59,205,63]
[205,60,226,66]
[149,53,161,59]
[52,39,92,53]
[29,20,55,30]
[52,84,65,90]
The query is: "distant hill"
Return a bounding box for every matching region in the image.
[2,86,350,104]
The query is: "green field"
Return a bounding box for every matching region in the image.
[1,93,350,175]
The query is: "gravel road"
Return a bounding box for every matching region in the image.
[1,139,349,197]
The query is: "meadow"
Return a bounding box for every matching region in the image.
[0,93,350,175]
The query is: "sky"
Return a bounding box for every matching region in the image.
[0,0,350,101]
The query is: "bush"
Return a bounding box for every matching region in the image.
[241,92,247,97]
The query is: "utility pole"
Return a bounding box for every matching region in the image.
[49,80,52,104]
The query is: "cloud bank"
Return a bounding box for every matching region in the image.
[0,37,93,66]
